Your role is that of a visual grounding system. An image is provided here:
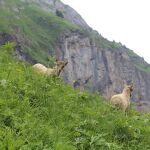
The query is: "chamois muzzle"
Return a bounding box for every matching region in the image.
[129,85,133,97]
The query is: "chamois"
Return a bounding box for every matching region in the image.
[110,84,133,112]
[32,59,68,76]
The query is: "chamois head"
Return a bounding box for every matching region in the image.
[123,84,133,97]
[56,59,68,76]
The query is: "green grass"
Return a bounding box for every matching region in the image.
[88,31,124,51]
[0,43,150,149]
[127,49,138,58]
[135,63,150,74]
[0,0,81,65]
[127,49,150,73]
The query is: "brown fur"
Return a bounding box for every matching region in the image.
[110,84,133,112]
[32,59,68,76]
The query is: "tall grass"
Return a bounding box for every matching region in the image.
[0,43,150,149]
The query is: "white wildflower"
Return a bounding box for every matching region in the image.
[0,79,7,87]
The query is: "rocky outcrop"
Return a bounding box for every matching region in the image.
[56,30,150,102]
[0,33,33,63]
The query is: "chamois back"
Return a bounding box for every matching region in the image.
[32,63,47,74]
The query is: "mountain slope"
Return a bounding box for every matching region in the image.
[1,0,150,106]
[0,0,82,64]
[0,43,150,150]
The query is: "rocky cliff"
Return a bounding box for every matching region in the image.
[0,0,150,106]
[56,30,150,103]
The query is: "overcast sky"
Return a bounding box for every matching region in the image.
[61,0,150,63]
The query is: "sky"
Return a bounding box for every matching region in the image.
[61,0,150,63]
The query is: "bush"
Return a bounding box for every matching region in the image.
[56,9,64,18]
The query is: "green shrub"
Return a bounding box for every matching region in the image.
[56,10,64,18]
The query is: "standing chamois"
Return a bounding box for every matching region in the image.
[110,84,133,112]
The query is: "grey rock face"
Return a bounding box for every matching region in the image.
[56,31,150,103]
[0,33,34,63]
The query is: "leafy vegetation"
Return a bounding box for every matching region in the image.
[88,31,124,51]
[0,0,80,65]
[127,49,138,58]
[0,43,150,149]
[126,49,150,73]
[135,63,150,73]
[56,10,64,18]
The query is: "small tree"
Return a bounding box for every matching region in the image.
[56,9,64,18]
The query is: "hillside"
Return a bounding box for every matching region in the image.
[0,0,84,64]
[0,43,150,149]
[1,0,150,107]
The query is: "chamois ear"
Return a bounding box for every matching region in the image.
[130,83,134,90]
[130,81,133,87]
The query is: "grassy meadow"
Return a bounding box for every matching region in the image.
[0,43,150,149]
